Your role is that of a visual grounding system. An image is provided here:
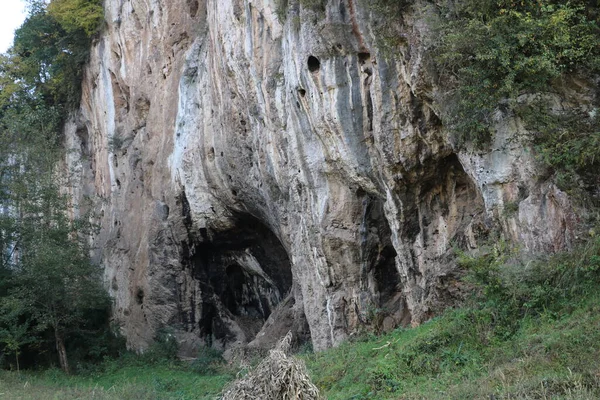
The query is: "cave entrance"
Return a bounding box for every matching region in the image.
[358,192,401,307]
[223,263,274,319]
[182,210,293,348]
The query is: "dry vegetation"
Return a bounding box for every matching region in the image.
[222,332,322,400]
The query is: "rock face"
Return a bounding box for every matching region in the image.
[65,0,581,353]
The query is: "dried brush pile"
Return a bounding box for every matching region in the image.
[221,332,322,400]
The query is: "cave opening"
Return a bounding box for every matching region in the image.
[307,55,321,73]
[181,210,294,347]
[359,193,401,306]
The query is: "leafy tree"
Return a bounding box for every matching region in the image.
[0,0,113,373]
[0,297,37,371]
[7,0,103,110]
[432,0,600,146]
[0,95,112,372]
[48,0,103,36]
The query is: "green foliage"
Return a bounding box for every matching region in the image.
[359,0,412,52]
[275,0,289,22]
[458,237,600,339]
[0,29,109,373]
[306,236,600,399]
[432,0,600,147]
[191,346,224,375]
[48,0,103,36]
[107,132,130,153]
[141,328,180,365]
[0,297,37,371]
[4,0,103,111]
[517,97,600,195]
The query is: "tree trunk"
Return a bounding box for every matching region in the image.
[55,329,70,374]
[15,350,19,372]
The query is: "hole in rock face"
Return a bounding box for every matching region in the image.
[307,55,320,73]
[298,88,306,97]
[136,288,144,305]
[357,192,400,306]
[358,52,371,64]
[182,212,294,347]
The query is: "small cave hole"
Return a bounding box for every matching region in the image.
[136,288,144,305]
[298,88,306,97]
[116,179,121,189]
[307,55,320,73]
[358,52,371,64]
[231,189,238,196]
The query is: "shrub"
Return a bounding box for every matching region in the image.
[431,0,600,147]
[458,236,600,339]
[190,346,223,375]
[141,328,179,365]
[517,98,600,196]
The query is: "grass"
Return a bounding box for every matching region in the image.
[305,237,600,399]
[1,238,599,399]
[305,295,600,399]
[0,355,233,400]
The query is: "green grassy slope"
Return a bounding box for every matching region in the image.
[306,295,600,399]
[305,238,600,399]
[0,364,231,399]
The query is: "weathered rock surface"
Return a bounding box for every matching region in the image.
[65,0,581,353]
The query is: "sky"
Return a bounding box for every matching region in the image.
[0,0,27,53]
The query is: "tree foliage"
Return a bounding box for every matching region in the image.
[48,0,103,36]
[0,0,111,373]
[432,0,600,147]
[3,0,103,110]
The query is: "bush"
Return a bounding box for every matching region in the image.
[458,236,600,339]
[190,346,223,375]
[141,328,179,365]
[431,0,600,147]
[517,98,600,196]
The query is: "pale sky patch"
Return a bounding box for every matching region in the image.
[0,0,27,53]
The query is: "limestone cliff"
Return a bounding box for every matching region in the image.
[65,0,582,353]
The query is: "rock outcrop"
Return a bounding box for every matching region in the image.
[65,0,581,353]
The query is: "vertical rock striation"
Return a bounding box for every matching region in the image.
[65,0,581,352]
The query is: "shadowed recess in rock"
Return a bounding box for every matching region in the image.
[181,209,293,348]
